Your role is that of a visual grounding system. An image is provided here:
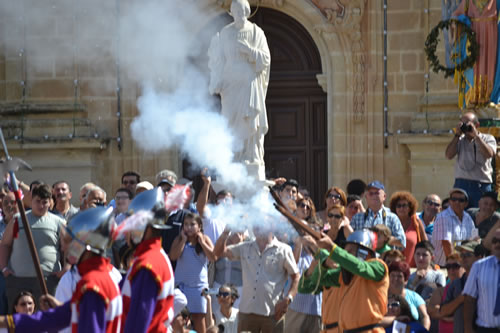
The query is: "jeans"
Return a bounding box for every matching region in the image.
[454,178,492,208]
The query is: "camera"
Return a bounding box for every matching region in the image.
[460,122,473,133]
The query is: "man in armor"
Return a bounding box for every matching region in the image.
[0,206,122,332]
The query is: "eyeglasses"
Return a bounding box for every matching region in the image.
[425,201,441,207]
[388,301,400,309]
[492,237,500,244]
[450,197,467,203]
[445,263,461,270]
[327,193,341,200]
[299,203,311,210]
[217,292,231,298]
[328,213,342,219]
[396,203,409,209]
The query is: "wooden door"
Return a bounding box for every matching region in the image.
[251,8,327,207]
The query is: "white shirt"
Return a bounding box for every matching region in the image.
[432,207,477,266]
[463,255,500,328]
[227,237,299,316]
[214,307,239,333]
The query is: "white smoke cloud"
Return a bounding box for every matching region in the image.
[130,79,254,191]
[0,0,292,232]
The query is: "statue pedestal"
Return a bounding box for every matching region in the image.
[244,161,266,182]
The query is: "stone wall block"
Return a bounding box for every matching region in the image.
[405,73,424,92]
[29,79,74,99]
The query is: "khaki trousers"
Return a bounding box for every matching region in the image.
[238,312,285,333]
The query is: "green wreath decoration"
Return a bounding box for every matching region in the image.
[424,19,479,78]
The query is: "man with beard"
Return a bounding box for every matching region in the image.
[299,229,389,333]
[52,181,79,222]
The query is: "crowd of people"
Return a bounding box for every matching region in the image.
[0,111,498,333]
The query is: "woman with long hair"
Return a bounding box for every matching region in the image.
[170,213,215,333]
[317,186,348,230]
[295,197,322,231]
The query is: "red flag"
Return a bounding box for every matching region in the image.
[165,184,191,212]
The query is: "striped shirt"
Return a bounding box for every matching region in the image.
[462,256,500,328]
[350,206,406,247]
[287,249,322,316]
[432,207,476,266]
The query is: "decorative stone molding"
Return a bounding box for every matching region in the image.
[310,0,345,20]
[215,0,284,9]
[313,0,366,122]
[316,73,327,93]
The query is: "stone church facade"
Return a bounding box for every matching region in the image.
[0,0,494,205]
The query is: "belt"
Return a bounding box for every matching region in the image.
[324,322,338,330]
[344,323,382,333]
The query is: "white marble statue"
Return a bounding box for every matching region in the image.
[208,0,271,181]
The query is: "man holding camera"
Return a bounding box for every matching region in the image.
[445,112,497,208]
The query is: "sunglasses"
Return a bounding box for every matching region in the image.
[328,213,342,219]
[425,201,441,207]
[217,292,231,298]
[388,301,400,308]
[327,193,341,200]
[396,203,409,209]
[450,197,467,203]
[299,203,311,210]
[492,237,500,244]
[445,263,461,270]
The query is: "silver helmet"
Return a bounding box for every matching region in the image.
[345,229,377,258]
[125,187,171,244]
[65,206,115,264]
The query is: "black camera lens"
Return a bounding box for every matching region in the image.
[460,123,473,133]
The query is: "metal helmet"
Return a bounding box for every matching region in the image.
[65,206,115,264]
[125,187,170,244]
[345,229,377,258]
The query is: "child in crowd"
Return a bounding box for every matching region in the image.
[170,213,215,333]
[170,307,197,333]
[211,284,238,333]
[372,224,393,254]
[406,241,446,300]
[12,291,35,315]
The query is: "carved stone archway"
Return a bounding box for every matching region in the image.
[198,0,371,188]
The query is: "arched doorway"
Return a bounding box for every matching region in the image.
[185,7,327,207]
[252,8,327,207]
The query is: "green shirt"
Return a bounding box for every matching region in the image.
[298,245,386,294]
[377,243,392,255]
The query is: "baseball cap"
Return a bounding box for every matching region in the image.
[136,181,154,192]
[449,188,469,201]
[155,169,177,187]
[367,181,385,191]
[456,240,479,253]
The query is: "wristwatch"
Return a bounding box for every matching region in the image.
[286,294,293,304]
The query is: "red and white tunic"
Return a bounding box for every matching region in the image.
[70,256,122,333]
[122,237,175,333]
